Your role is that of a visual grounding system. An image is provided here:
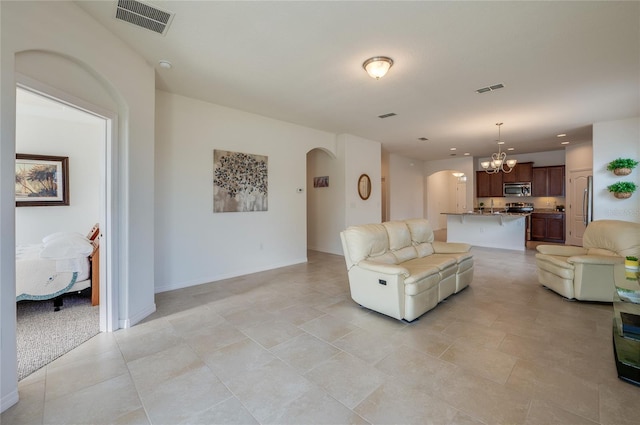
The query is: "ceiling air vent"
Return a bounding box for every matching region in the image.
[115,0,174,35]
[476,83,504,94]
[378,112,397,119]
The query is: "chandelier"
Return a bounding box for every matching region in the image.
[480,123,517,174]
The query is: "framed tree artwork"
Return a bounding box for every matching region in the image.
[213,150,268,212]
[15,154,69,207]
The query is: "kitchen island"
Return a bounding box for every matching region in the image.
[442,212,530,251]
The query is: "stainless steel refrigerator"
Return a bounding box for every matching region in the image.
[583,175,593,225]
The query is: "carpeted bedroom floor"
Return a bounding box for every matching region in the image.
[17,291,99,381]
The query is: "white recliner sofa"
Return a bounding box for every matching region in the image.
[340,219,473,321]
[536,219,640,301]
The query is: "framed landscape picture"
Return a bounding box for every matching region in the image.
[313,176,329,188]
[15,154,69,207]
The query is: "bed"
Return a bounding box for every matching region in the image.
[16,224,100,310]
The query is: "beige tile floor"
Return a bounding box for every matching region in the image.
[3,245,640,424]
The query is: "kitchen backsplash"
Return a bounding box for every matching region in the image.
[477,196,565,210]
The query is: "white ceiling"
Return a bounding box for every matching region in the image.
[75,0,640,162]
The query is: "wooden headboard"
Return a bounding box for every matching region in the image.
[87,223,100,306]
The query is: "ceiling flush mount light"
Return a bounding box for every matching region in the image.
[363,56,394,80]
[481,123,517,174]
[158,60,172,69]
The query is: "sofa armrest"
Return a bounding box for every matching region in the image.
[357,260,410,277]
[432,241,471,254]
[568,255,624,265]
[536,245,587,256]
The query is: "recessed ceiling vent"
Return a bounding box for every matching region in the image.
[115,0,174,35]
[476,83,504,94]
[378,113,397,119]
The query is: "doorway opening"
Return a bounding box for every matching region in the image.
[15,84,113,379]
[426,169,468,232]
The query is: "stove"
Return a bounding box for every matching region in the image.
[506,202,534,213]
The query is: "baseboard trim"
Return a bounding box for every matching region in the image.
[154,257,308,294]
[308,246,344,256]
[119,302,156,329]
[1,389,19,413]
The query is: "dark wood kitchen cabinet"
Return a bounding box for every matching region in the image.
[531,212,565,242]
[502,162,533,183]
[532,165,565,197]
[476,171,503,197]
[547,166,565,196]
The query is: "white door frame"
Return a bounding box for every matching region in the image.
[17,75,118,332]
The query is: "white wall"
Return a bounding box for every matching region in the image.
[307,148,344,255]
[1,1,155,410]
[342,134,382,227]
[565,142,593,171]
[154,91,337,291]
[388,154,425,221]
[593,117,640,223]
[16,90,102,245]
[426,171,455,229]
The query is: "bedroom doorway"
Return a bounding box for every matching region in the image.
[15,84,112,379]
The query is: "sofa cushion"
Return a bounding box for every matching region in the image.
[536,254,575,279]
[583,219,640,259]
[404,255,456,271]
[393,246,418,263]
[415,242,435,257]
[370,252,399,264]
[432,241,472,254]
[383,221,412,250]
[439,251,473,264]
[342,224,389,264]
[586,248,618,257]
[403,266,440,295]
[405,218,435,244]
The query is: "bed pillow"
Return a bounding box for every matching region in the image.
[42,232,86,244]
[40,233,93,260]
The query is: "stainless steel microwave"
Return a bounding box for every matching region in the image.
[503,182,531,197]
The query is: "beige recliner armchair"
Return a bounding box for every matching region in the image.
[535,220,640,301]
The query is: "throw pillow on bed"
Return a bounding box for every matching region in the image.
[40,233,93,260]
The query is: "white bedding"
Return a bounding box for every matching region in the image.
[16,244,91,302]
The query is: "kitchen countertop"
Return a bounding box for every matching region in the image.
[441,212,531,217]
[444,212,528,251]
[531,209,565,214]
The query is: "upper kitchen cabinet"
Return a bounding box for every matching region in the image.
[502,162,533,183]
[547,166,565,196]
[476,171,503,197]
[532,165,565,197]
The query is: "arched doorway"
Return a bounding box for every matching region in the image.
[15,85,109,380]
[426,169,468,231]
[306,147,342,255]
